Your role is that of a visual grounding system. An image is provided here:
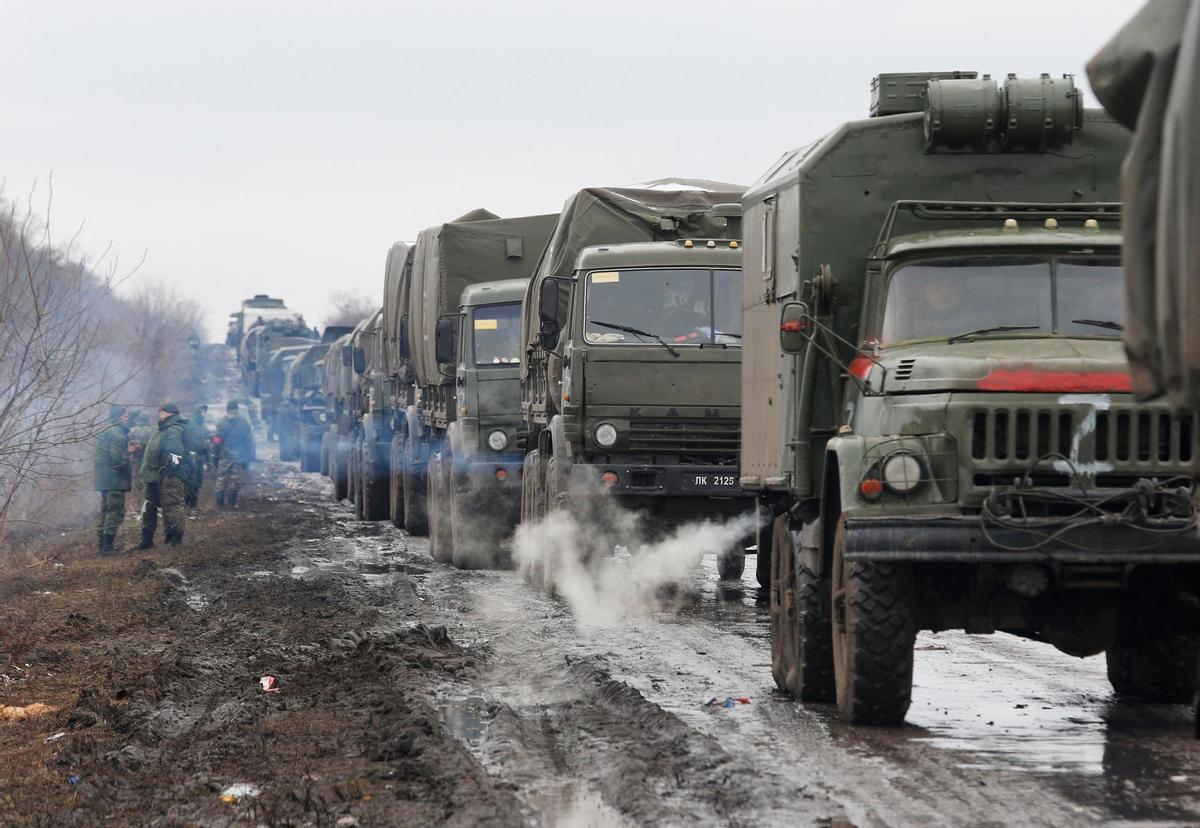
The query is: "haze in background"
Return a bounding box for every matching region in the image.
[4,0,1135,338]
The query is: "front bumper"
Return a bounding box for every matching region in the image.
[567,463,751,499]
[845,514,1200,564]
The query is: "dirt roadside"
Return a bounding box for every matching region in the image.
[0,484,524,827]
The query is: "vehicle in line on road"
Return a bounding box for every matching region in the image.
[226,294,292,349]
[399,210,558,567]
[518,181,760,586]
[320,331,355,497]
[281,341,333,471]
[743,71,1198,725]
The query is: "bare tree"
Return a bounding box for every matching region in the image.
[0,185,203,546]
[324,290,376,328]
[0,188,132,536]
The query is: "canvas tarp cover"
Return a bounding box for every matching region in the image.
[518,182,746,360]
[382,242,412,378]
[1089,0,1200,408]
[409,211,557,387]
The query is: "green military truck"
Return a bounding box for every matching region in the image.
[430,278,531,568]
[320,331,355,499]
[227,294,290,349]
[744,71,1199,725]
[282,341,333,471]
[399,210,557,563]
[381,242,417,529]
[261,344,312,446]
[519,182,758,585]
[347,308,390,520]
[240,320,315,398]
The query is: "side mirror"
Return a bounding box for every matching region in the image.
[538,278,562,351]
[399,316,411,360]
[435,316,457,366]
[779,302,812,354]
[353,346,366,375]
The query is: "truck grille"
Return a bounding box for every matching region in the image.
[970,406,1195,466]
[627,419,740,460]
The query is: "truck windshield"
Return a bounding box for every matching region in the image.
[473,302,522,366]
[879,255,1124,345]
[584,268,741,346]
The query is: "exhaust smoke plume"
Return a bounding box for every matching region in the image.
[513,499,756,628]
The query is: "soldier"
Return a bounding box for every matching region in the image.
[184,404,210,509]
[137,401,190,549]
[215,400,255,509]
[276,396,300,461]
[92,404,132,555]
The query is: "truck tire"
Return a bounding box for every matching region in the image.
[320,431,331,477]
[351,437,365,519]
[1106,597,1200,703]
[301,428,320,472]
[361,438,390,521]
[331,437,349,502]
[401,412,429,536]
[389,436,405,529]
[541,455,563,594]
[769,515,796,692]
[717,548,746,581]
[427,452,452,562]
[831,518,916,724]
[756,508,774,589]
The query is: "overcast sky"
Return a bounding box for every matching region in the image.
[5,0,1139,339]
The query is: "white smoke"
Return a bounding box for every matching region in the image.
[513,499,756,629]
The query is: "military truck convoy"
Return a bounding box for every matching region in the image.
[232,66,1200,729]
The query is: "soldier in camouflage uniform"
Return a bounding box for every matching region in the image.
[183,404,210,509]
[92,404,132,555]
[215,400,255,509]
[138,401,191,549]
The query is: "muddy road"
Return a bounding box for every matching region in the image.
[4,432,1200,825]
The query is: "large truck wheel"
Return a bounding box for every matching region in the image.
[756,506,774,589]
[402,455,429,536]
[301,429,320,472]
[389,436,405,529]
[361,439,390,521]
[831,518,915,725]
[717,548,746,581]
[1106,594,1200,703]
[427,453,452,562]
[319,431,331,477]
[351,437,366,518]
[331,437,349,502]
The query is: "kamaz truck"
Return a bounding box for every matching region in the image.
[430,278,531,568]
[282,341,332,471]
[743,71,1199,725]
[381,242,417,529]
[320,331,354,499]
[519,182,759,585]
[398,210,557,565]
[347,308,390,520]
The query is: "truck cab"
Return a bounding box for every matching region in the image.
[527,237,756,580]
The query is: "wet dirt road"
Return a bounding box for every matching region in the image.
[276,457,1200,828]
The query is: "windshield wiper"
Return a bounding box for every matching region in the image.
[947,324,1039,344]
[591,320,680,357]
[1071,318,1125,332]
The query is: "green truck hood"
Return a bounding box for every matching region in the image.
[876,338,1131,395]
[582,347,740,415]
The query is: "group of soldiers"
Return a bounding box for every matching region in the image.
[91,399,256,555]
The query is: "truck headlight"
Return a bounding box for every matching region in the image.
[594,423,618,448]
[487,429,509,451]
[881,451,923,494]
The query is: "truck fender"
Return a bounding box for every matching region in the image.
[811,436,868,578]
[540,414,572,492]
